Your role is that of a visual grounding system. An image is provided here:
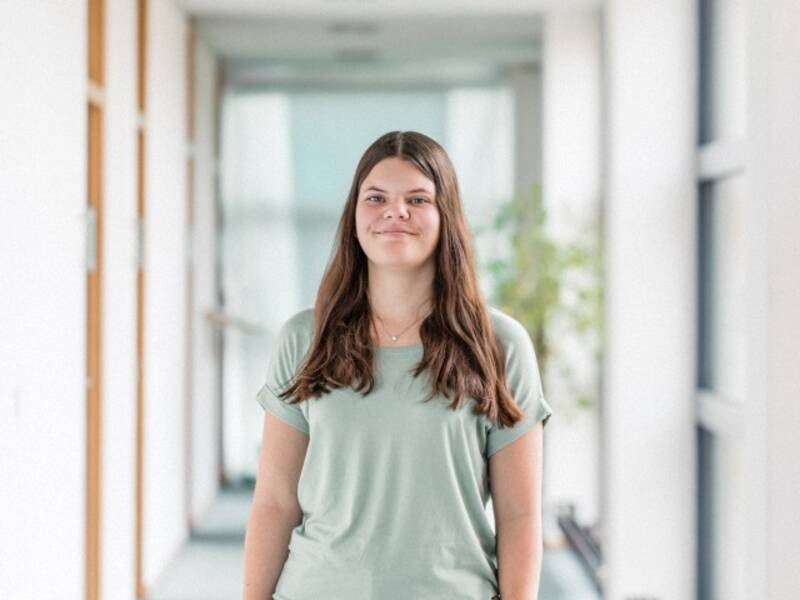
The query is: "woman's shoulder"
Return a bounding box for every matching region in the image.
[283,306,314,331]
[486,304,530,348]
[274,307,315,347]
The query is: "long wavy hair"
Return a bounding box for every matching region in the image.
[279,130,524,428]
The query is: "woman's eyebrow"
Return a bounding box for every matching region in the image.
[362,185,434,195]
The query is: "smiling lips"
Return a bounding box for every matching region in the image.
[377,229,415,236]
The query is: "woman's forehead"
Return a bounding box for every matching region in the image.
[360,164,435,194]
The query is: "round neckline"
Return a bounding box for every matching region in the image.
[373,344,423,354]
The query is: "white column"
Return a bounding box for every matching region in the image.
[190,34,222,539]
[540,9,602,538]
[511,62,542,196]
[143,0,190,585]
[747,1,800,598]
[603,1,697,598]
[102,0,140,597]
[0,2,87,598]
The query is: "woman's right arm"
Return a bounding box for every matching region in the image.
[243,413,310,600]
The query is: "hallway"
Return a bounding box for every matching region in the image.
[4,1,800,598]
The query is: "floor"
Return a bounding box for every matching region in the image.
[147,486,601,600]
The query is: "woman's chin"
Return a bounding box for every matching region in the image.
[369,254,426,270]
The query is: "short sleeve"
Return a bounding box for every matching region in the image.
[485,316,553,458]
[256,310,312,435]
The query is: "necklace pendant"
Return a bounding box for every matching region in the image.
[390,335,398,341]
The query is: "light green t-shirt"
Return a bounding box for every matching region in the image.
[256,305,553,600]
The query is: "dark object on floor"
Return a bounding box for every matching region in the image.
[557,503,604,594]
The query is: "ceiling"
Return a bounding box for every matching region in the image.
[180,0,598,88]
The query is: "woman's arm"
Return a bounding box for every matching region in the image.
[489,421,546,600]
[243,503,301,599]
[243,413,309,600]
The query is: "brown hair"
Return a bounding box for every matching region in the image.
[279,130,524,428]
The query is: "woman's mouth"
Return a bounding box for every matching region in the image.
[377,229,414,237]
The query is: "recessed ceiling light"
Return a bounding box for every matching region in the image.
[328,21,380,35]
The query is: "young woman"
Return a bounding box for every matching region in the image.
[243,131,553,600]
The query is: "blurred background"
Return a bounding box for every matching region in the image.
[1,0,799,599]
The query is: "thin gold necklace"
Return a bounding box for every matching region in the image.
[373,304,431,343]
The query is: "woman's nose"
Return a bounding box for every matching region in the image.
[383,199,409,219]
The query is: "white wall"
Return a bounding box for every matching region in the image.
[0,1,221,598]
[143,0,190,587]
[0,3,87,600]
[742,2,770,597]
[602,1,697,598]
[190,36,221,524]
[101,0,140,597]
[540,8,602,534]
[748,1,800,597]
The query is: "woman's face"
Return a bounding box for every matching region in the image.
[355,157,441,271]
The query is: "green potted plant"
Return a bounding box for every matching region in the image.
[474,183,604,415]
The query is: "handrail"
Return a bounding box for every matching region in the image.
[204,309,267,335]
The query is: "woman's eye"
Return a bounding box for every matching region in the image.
[365,195,428,204]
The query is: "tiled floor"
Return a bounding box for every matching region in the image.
[147,486,601,600]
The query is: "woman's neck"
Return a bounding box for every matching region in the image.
[367,266,434,344]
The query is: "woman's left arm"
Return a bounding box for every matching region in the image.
[489,420,546,600]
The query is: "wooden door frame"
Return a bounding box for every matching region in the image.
[135,0,148,597]
[86,1,105,599]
